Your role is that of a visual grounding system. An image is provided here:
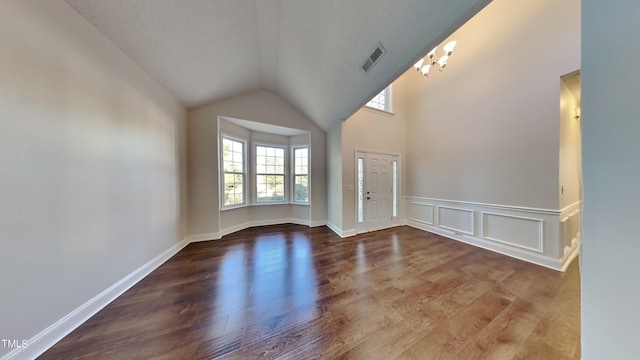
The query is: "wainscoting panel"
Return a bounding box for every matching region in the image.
[404,196,580,272]
[482,212,543,252]
[408,202,434,225]
[438,206,475,235]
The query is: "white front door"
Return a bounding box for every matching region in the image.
[356,151,399,233]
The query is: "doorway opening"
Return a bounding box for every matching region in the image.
[559,70,582,266]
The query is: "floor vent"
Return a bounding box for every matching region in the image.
[362,42,386,73]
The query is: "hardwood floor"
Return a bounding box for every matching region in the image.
[39,224,580,359]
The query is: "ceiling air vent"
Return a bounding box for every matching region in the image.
[362,42,386,73]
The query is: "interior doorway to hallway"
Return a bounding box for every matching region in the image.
[355,150,400,234]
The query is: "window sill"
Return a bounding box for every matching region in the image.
[220,204,247,211]
[253,201,288,206]
[221,202,309,211]
[364,106,395,117]
[291,202,311,206]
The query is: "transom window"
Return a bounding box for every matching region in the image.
[365,85,392,112]
[293,147,309,203]
[256,145,286,202]
[221,137,245,207]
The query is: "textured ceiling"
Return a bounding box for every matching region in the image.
[65,0,491,131]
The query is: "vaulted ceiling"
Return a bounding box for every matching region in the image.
[64,0,491,131]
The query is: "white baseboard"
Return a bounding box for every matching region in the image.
[325,221,356,238]
[342,228,357,237]
[187,218,326,244]
[325,221,342,237]
[407,220,565,271]
[2,237,191,360]
[187,232,221,242]
[309,220,327,227]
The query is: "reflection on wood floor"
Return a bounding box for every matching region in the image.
[40,224,580,359]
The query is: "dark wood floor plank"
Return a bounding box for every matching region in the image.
[38,224,580,360]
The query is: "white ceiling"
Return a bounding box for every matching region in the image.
[64,0,491,131]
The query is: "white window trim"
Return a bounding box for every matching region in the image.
[365,85,394,114]
[392,159,399,218]
[253,142,288,205]
[220,133,248,211]
[291,145,311,205]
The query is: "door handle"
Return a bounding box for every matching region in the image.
[366,197,371,200]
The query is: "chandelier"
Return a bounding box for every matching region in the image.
[413,41,457,78]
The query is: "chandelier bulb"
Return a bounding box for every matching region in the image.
[443,40,457,55]
[416,40,456,79]
[420,64,431,77]
[437,55,449,70]
[427,46,437,60]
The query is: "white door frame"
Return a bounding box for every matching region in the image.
[354,149,401,234]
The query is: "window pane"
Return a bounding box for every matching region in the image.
[294,175,308,202]
[255,145,286,202]
[256,174,285,202]
[222,137,246,207]
[296,148,308,158]
[233,142,242,153]
[365,86,391,112]
[293,147,309,203]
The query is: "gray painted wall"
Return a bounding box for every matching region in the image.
[0,1,187,356]
[327,125,343,229]
[582,1,640,358]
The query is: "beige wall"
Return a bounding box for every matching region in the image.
[0,0,187,355]
[187,90,326,237]
[340,75,409,232]
[559,78,582,209]
[404,0,580,210]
